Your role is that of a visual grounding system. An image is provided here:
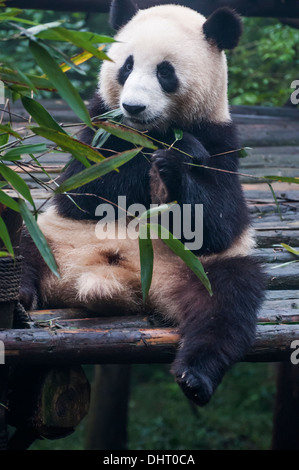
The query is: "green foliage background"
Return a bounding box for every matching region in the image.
[227,18,299,106]
[1,11,299,105]
[0,9,112,100]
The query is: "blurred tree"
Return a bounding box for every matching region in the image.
[1,10,298,106]
[227,17,299,106]
[0,9,113,99]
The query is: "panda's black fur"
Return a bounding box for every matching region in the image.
[20,1,266,406]
[55,97,249,255]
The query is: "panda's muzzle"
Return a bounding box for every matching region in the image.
[123,103,146,116]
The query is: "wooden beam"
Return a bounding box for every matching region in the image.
[6,0,299,17]
[7,365,90,449]
[0,323,298,364]
[86,364,131,450]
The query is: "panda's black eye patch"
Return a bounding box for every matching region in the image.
[157,61,178,93]
[118,55,134,85]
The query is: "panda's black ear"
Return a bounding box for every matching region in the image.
[110,0,138,30]
[203,7,242,50]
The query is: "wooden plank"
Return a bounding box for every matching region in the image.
[237,123,299,147]
[28,305,299,330]
[254,248,299,264]
[28,290,299,324]
[240,146,299,169]
[255,230,299,248]
[230,105,299,120]
[239,168,299,184]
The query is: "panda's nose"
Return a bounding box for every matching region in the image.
[123,103,146,116]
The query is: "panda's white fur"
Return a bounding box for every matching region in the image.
[36,206,255,320]
[99,5,231,130]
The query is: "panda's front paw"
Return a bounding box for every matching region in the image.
[150,149,185,203]
[171,363,214,407]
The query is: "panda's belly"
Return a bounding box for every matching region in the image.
[37,207,255,319]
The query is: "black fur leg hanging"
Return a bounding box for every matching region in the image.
[169,256,267,406]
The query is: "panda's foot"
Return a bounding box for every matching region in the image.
[171,363,215,407]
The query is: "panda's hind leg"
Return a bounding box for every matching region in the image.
[169,256,266,406]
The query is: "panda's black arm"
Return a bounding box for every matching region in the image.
[54,143,152,220]
[151,128,250,254]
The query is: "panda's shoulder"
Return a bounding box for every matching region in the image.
[195,120,239,152]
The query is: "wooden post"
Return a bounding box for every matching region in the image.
[86,365,131,450]
[7,365,90,449]
[272,362,299,450]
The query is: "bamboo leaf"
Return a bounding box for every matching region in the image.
[139,223,154,302]
[0,132,9,147]
[36,27,112,62]
[31,126,104,166]
[29,40,92,127]
[0,9,22,22]
[173,128,183,141]
[149,223,213,296]
[18,199,60,278]
[0,190,20,212]
[92,109,124,147]
[0,163,35,208]
[0,124,23,141]
[15,67,38,93]
[0,216,14,256]
[238,147,252,158]
[3,143,47,160]
[55,148,141,193]
[264,175,299,184]
[60,49,101,73]
[37,28,115,45]
[0,9,37,25]
[94,122,157,149]
[266,182,283,221]
[271,260,298,269]
[21,96,67,134]
[0,251,13,257]
[0,66,55,91]
[24,21,63,37]
[279,243,299,257]
[94,108,124,121]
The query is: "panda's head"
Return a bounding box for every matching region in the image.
[99,0,242,131]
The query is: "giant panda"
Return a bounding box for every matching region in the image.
[19,0,266,406]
